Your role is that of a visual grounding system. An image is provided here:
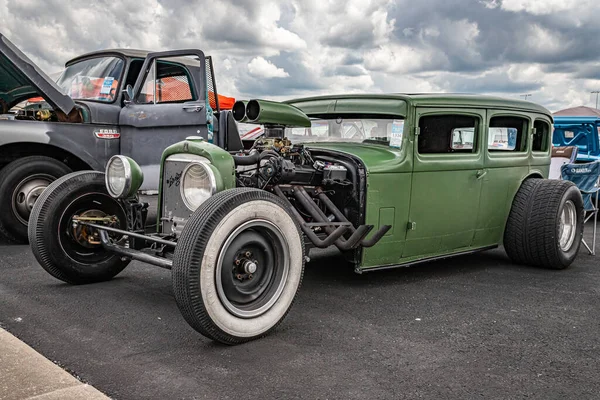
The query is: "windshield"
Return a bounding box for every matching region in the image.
[284,117,405,148]
[56,57,124,102]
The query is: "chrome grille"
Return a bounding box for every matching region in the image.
[161,153,215,236]
[161,159,191,236]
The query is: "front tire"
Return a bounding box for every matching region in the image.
[28,171,130,284]
[172,188,305,345]
[504,178,584,269]
[0,156,72,243]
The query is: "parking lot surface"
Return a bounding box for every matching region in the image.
[1,227,600,399]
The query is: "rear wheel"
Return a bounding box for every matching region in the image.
[172,188,305,345]
[0,156,72,243]
[504,178,584,269]
[28,171,130,284]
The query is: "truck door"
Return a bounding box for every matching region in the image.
[402,108,485,258]
[119,50,211,191]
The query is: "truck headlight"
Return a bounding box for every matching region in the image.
[181,162,217,211]
[105,155,143,198]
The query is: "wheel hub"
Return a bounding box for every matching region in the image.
[233,251,259,281]
[12,175,54,225]
[71,210,117,248]
[558,200,577,252]
[216,220,290,318]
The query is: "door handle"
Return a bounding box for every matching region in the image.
[183,104,204,113]
[476,169,487,179]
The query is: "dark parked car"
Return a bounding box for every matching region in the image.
[0,32,227,242]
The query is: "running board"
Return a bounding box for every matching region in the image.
[355,245,498,274]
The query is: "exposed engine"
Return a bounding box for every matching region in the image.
[14,101,58,121]
[235,137,351,189]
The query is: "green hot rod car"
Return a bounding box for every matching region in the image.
[29,94,584,344]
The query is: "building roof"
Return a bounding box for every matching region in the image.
[553,106,600,117]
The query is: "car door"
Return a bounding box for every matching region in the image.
[472,111,532,248]
[402,107,485,258]
[119,50,210,191]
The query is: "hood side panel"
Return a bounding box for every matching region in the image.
[0,33,74,114]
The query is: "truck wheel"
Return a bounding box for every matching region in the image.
[28,171,130,284]
[504,178,584,269]
[173,188,305,345]
[0,156,72,243]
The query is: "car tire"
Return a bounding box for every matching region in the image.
[504,178,584,269]
[0,156,72,243]
[28,171,130,284]
[172,188,305,345]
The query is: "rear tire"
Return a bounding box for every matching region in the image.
[504,178,584,269]
[28,171,130,284]
[172,188,305,345]
[0,156,72,243]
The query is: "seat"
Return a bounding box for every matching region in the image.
[550,146,578,179]
[560,161,600,255]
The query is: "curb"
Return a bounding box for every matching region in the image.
[0,328,109,400]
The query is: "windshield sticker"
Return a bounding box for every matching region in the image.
[565,130,574,139]
[390,120,404,148]
[100,77,115,94]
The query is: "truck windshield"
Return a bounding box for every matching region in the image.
[285,117,405,149]
[55,57,124,103]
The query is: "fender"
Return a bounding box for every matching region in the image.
[0,120,114,171]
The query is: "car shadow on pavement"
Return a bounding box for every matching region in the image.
[303,246,515,286]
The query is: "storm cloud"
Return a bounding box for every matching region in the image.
[0,0,598,111]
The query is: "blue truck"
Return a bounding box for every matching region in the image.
[553,116,600,162]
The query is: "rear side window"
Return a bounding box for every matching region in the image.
[488,116,528,152]
[418,115,478,154]
[533,120,550,151]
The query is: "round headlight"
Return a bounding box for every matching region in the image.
[106,156,131,198]
[181,162,217,211]
[105,155,143,199]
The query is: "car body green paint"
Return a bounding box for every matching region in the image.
[122,156,144,198]
[243,99,311,127]
[286,94,553,271]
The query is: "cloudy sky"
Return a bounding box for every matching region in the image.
[1,0,599,112]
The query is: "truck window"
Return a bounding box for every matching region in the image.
[137,59,195,104]
[532,120,550,152]
[488,116,528,152]
[418,115,478,154]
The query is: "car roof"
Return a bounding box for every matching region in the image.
[66,49,152,65]
[286,93,552,118]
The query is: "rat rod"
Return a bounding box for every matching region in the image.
[29,94,584,344]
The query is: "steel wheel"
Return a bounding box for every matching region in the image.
[559,200,577,251]
[12,174,54,225]
[216,220,290,318]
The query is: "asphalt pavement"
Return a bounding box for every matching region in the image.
[1,224,600,399]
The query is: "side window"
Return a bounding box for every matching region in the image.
[137,59,195,104]
[418,115,478,154]
[488,116,528,152]
[533,120,550,151]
